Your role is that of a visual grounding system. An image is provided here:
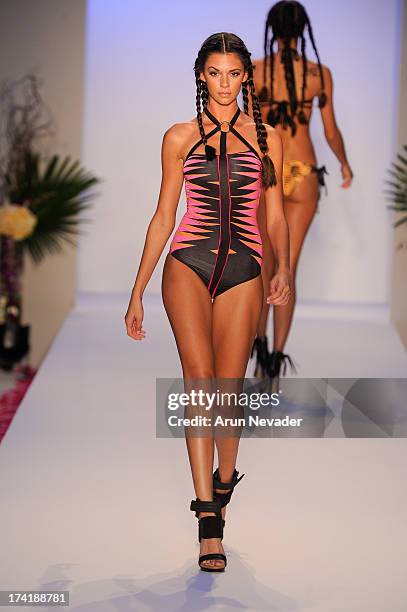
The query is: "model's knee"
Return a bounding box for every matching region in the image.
[183,366,216,380]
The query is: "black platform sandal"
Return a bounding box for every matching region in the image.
[190,498,227,572]
[251,336,270,378]
[213,468,245,527]
[267,350,298,392]
[267,350,297,379]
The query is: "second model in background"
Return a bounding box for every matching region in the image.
[250,0,354,380]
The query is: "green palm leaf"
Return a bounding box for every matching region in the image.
[385,146,407,226]
[7,150,101,264]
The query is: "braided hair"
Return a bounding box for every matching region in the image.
[261,1,327,136]
[194,32,277,188]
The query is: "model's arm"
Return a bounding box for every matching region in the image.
[320,65,353,188]
[125,125,185,340]
[264,127,292,306]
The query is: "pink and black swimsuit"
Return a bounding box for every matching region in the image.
[169,106,263,300]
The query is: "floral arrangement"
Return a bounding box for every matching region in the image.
[0,74,100,369]
[0,198,37,240]
[386,144,407,249]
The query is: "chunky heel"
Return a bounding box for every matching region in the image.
[190,498,226,572]
[267,350,298,392]
[251,336,270,378]
[268,350,297,378]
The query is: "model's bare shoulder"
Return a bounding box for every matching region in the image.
[240,118,258,140]
[240,118,276,140]
[162,121,197,158]
[263,122,278,137]
[307,59,331,80]
[320,63,332,83]
[265,124,282,150]
[163,121,193,144]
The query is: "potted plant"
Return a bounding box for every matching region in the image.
[385,144,407,237]
[0,74,100,370]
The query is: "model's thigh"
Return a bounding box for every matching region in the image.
[284,174,319,271]
[212,274,264,378]
[162,253,214,378]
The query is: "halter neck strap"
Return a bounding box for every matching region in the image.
[183,104,261,163]
[203,106,241,129]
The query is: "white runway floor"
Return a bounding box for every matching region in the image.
[0,292,406,611]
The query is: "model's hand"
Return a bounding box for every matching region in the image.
[125,292,146,341]
[267,270,292,306]
[341,163,353,188]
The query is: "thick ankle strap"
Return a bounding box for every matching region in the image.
[213,468,244,490]
[213,468,245,508]
[198,515,224,542]
[268,351,297,376]
[190,498,222,518]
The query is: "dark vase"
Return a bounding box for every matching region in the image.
[0,322,30,371]
[0,235,30,370]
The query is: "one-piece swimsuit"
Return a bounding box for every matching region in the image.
[169,106,264,301]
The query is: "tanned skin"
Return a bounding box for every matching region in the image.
[252,38,353,348]
[125,52,292,569]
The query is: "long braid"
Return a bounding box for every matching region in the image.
[264,1,325,130]
[280,2,298,132]
[298,33,308,124]
[201,80,208,108]
[261,23,270,98]
[195,77,205,141]
[248,64,277,188]
[194,72,216,160]
[265,34,277,127]
[242,80,249,115]
[281,38,298,117]
[306,17,326,107]
[268,34,276,105]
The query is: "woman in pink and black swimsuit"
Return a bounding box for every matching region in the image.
[125,32,291,573]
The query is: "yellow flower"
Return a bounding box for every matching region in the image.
[283,160,312,197]
[0,203,37,240]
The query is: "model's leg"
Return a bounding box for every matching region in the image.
[162,253,223,569]
[273,174,319,352]
[212,273,264,520]
[251,193,276,377]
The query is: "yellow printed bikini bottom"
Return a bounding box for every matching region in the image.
[283,160,328,197]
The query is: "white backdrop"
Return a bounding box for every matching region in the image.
[79,0,401,304]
